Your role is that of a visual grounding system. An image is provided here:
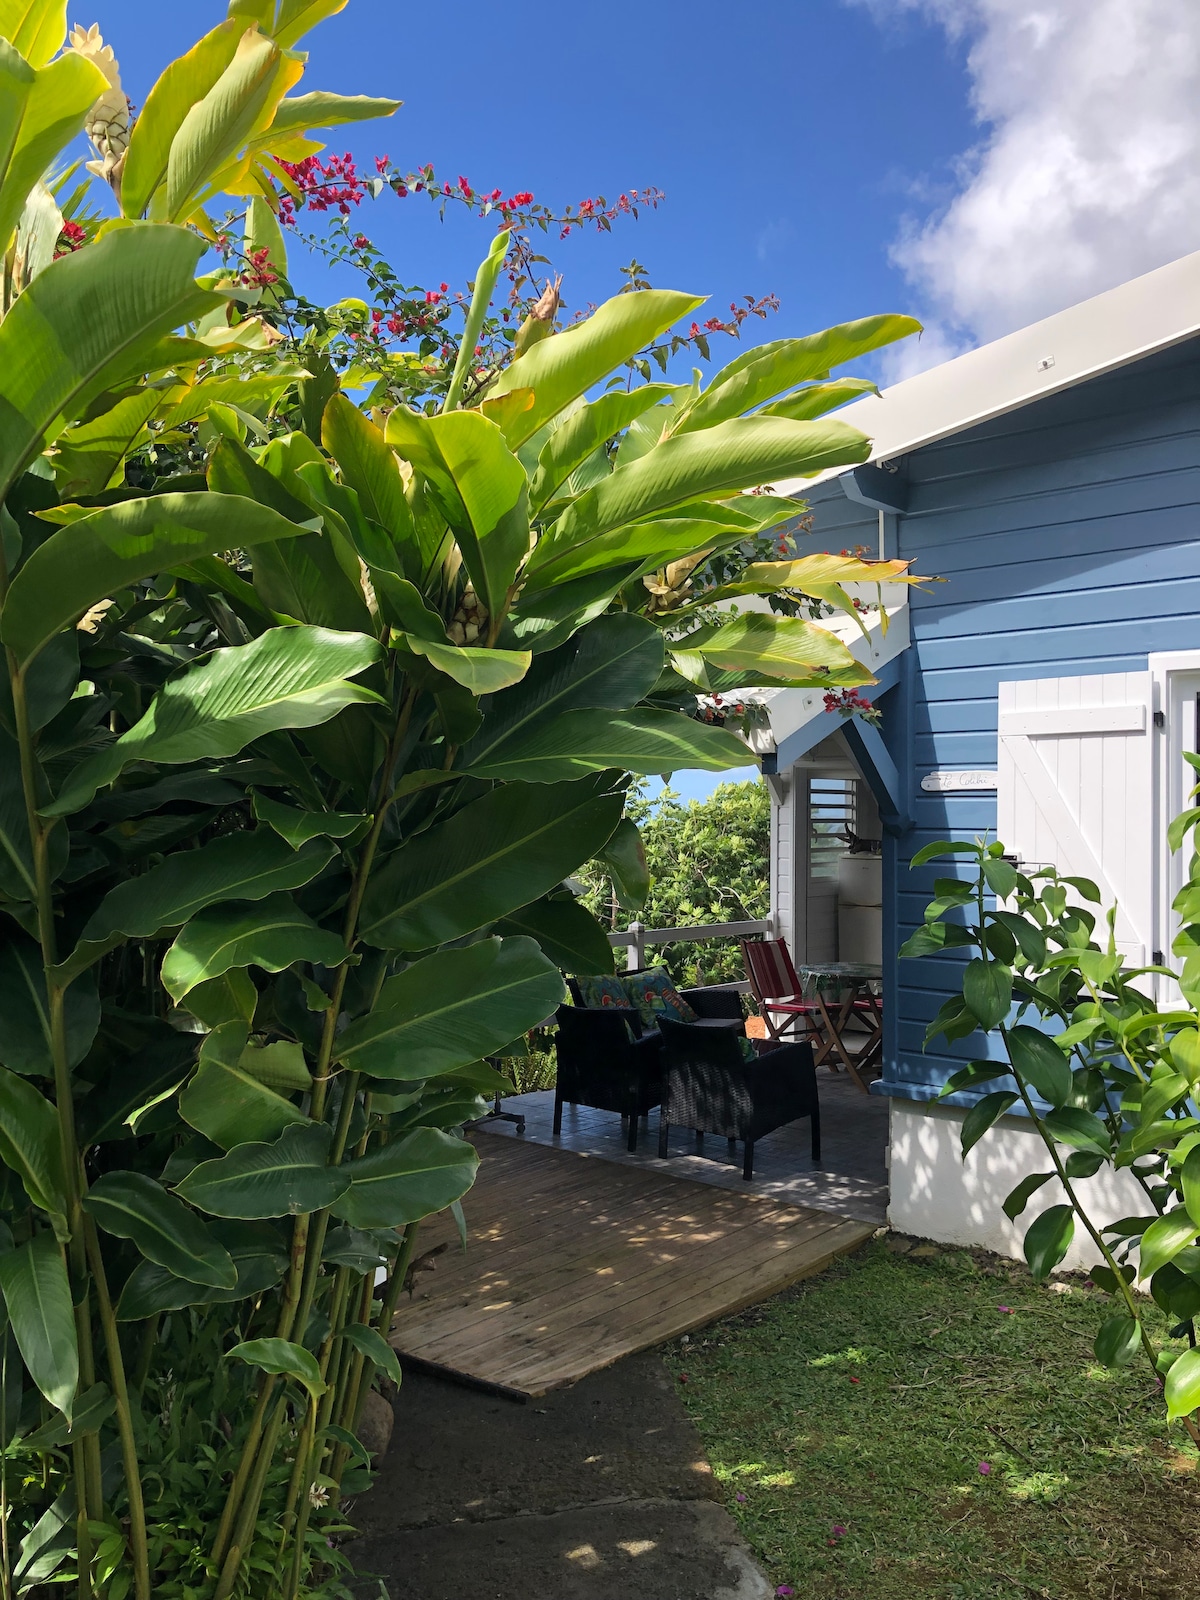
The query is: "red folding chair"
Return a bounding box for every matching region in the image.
[740,939,823,1046]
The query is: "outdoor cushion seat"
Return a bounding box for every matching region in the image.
[657,1019,820,1180]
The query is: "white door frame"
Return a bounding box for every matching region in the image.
[1150,650,1200,978]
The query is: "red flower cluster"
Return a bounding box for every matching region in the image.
[276,152,366,219]
[54,219,87,257]
[557,187,663,239]
[823,688,875,719]
[240,246,278,288]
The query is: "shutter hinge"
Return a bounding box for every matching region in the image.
[1153,950,1164,965]
[1154,710,1165,728]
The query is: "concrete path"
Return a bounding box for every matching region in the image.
[346,1352,772,1600]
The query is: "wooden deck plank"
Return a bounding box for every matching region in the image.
[389,1138,874,1398]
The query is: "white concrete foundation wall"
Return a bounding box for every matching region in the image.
[887,1097,1149,1273]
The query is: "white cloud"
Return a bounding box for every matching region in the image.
[857,0,1200,373]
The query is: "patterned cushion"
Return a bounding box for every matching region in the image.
[575,973,633,1011]
[621,967,698,1030]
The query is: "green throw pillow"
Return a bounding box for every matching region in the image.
[576,973,632,1011]
[621,967,698,1030]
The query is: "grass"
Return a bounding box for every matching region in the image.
[663,1239,1200,1600]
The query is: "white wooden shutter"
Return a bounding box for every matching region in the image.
[997,672,1154,964]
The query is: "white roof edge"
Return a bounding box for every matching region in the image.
[775,248,1200,495]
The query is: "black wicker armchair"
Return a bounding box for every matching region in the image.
[656,1019,820,1180]
[553,982,745,1152]
[552,1004,662,1152]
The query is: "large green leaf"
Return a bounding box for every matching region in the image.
[385,408,528,617]
[759,377,880,422]
[2,493,310,666]
[180,1024,310,1152]
[0,1066,65,1215]
[464,707,751,784]
[359,776,623,951]
[174,1119,348,1219]
[1138,1210,1198,1280]
[47,625,383,815]
[405,636,531,695]
[251,792,365,848]
[338,1321,402,1388]
[673,316,921,433]
[1007,1024,1072,1107]
[524,512,741,590]
[179,1021,308,1148]
[0,223,222,505]
[161,892,348,1003]
[227,1336,324,1401]
[591,818,649,912]
[444,226,511,413]
[959,1091,1019,1157]
[0,43,105,258]
[119,18,244,219]
[962,958,1013,1032]
[0,937,98,1076]
[321,391,417,549]
[676,613,871,689]
[333,936,565,1080]
[55,832,335,984]
[50,388,164,499]
[460,613,664,771]
[116,1219,286,1321]
[1165,1346,1200,1421]
[166,27,300,222]
[83,1171,237,1289]
[529,386,674,511]
[333,1127,478,1229]
[0,1233,75,1417]
[487,289,704,448]
[494,897,615,975]
[543,415,870,556]
[1023,1203,1074,1282]
[253,87,400,137]
[0,1,67,66]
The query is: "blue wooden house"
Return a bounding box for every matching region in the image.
[757,250,1200,1259]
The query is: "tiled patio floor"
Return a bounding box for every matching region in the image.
[475,1067,889,1226]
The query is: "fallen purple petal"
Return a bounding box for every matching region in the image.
[736,1493,747,1503]
[978,1461,992,1475]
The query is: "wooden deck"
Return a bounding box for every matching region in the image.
[387,1137,875,1399]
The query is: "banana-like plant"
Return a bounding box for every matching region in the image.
[0,5,924,1597]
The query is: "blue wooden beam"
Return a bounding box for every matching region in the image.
[842,716,911,833]
[841,462,908,513]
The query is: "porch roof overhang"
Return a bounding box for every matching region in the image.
[747,592,912,828]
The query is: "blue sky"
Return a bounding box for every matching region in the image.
[108,1,975,360]
[104,0,1200,804]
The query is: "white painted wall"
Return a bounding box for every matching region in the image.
[887,1098,1149,1272]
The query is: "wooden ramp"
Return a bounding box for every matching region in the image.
[388,1137,874,1399]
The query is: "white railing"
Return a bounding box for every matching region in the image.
[606,918,770,989]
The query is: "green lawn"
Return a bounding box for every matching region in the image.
[664,1238,1199,1600]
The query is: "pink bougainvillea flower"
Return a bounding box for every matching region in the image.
[998,1304,1013,1314]
[849,1375,861,1384]
[978,1461,992,1475]
[735,1493,747,1503]
[831,1524,847,1537]
[775,1588,795,1597]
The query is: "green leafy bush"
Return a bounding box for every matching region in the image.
[906,753,1200,1445]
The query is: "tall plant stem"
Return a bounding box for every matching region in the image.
[213,1394,289,1600]
[83,1220,150,1600]
[376,1222,420,1337]
[6,648,97,1596]
[209,1375,278,1568]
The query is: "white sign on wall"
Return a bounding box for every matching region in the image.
[920,770,999,793]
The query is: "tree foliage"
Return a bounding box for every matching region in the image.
[580,778,770,985]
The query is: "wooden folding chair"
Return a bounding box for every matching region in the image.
[740,939,823,1047]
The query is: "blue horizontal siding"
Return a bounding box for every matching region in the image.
[804,337,1200,1103]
